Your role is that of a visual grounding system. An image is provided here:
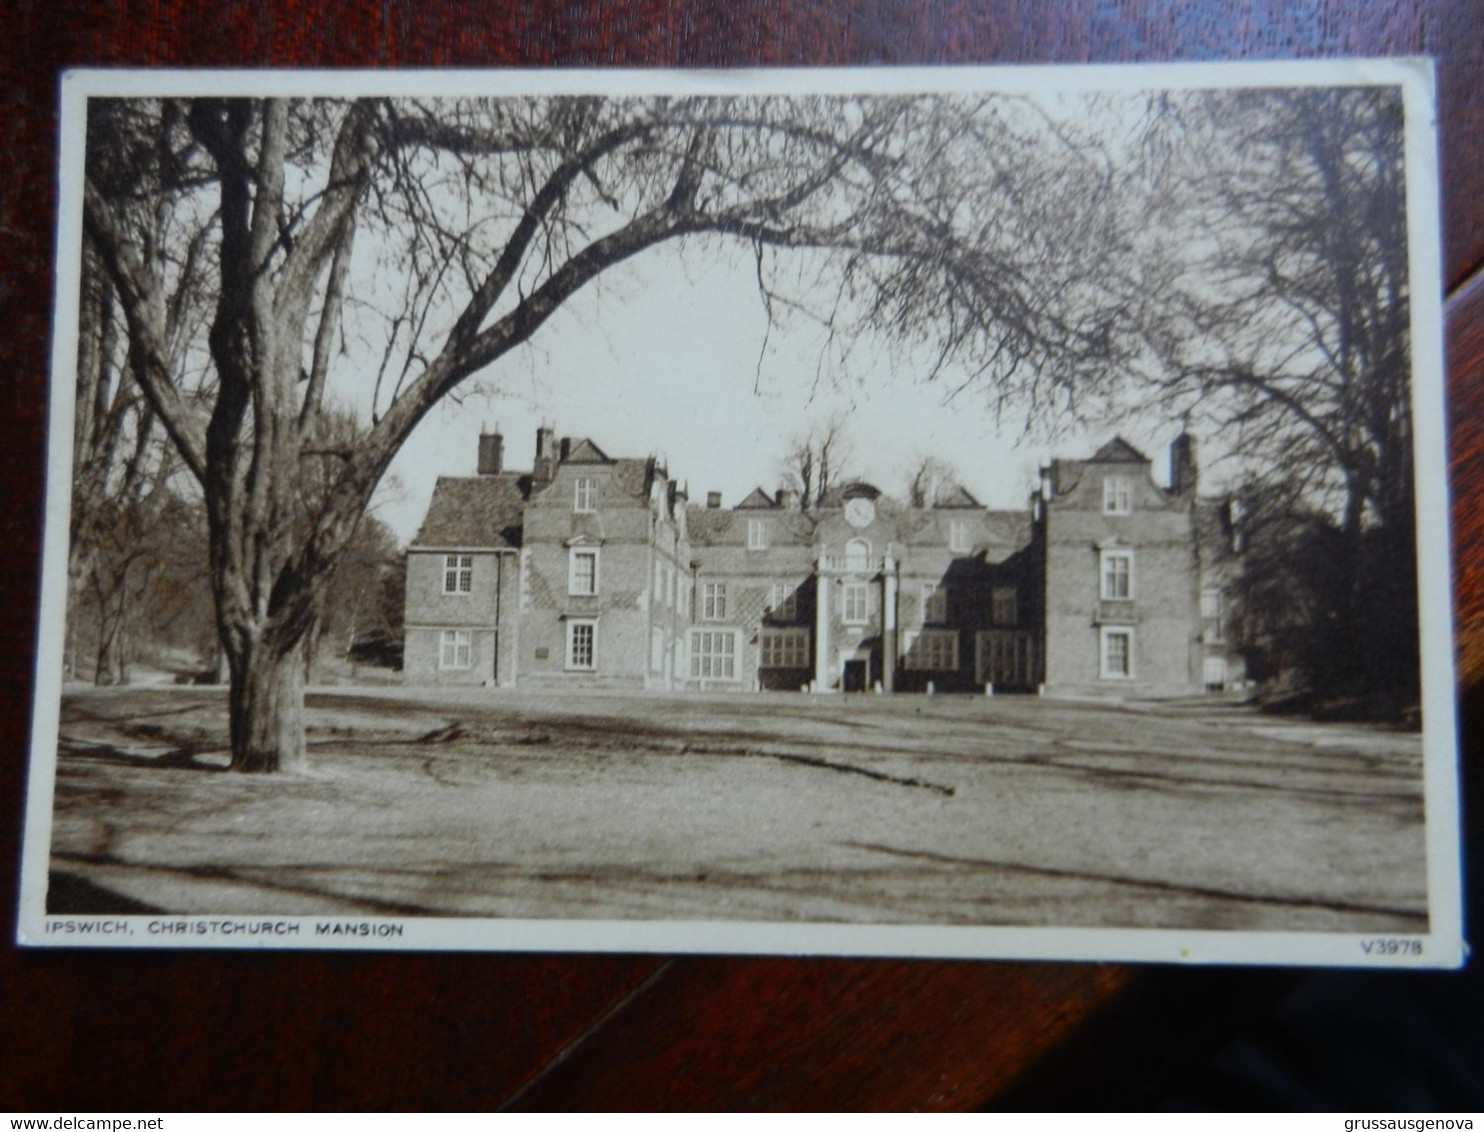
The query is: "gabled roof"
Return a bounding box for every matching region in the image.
[611,457,655,502]
[1090,437,1150,464]
[932,485,982,509]
[563,437,612,464]
[410,475,527,549]
[685,506,734,543]
[735,487,777,510]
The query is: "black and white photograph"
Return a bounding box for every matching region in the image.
[17,61,1462,965]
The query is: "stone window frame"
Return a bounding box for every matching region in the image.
[442,554,473,595]
[761,627,810,669]
[1103,475,1132,515]
[573,476,597,513]
[566,619,598,671]
[439,628,473,670]
[689,627,739,679]
[768,582,798,622]
[1100,548,1135,601]
[1099,625,1136,679]
[701,581,728,621]
[905,629,958,671]
[568,547,600,596]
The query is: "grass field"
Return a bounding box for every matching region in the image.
[44,684,1429,931]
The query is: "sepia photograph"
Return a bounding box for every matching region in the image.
[16,61,1462,965]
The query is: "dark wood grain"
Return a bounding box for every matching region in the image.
[505,957,1131,1111]
[1449,273,1484,685]
[1,0,1478,1113]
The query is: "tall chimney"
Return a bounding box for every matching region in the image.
[1170,432,1198,495]
[559,437,572,462]
[706,491,722,509]
[477,431,504,476]
[534,425,557,484]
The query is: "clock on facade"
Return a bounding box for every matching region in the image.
[843,497,876,528]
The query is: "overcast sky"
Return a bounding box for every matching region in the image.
[375,237,1195,543]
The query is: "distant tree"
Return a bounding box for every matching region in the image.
[902,455,964,509]
[311,511,402,679]
[81,92,1141,771]
[69,100,214,682]
[1135,88,1416,704]
[780,415,854,511]
[69,253,196,684]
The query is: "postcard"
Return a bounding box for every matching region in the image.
[17,60,1464,966]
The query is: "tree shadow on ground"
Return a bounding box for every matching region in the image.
[46,870,163,915]
[59,736,229,772]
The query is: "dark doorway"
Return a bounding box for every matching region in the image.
[842,659,868,693]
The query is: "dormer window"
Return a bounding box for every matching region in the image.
[1103,476,1132,515]
[949,521,970,552]
[747,518,769,550]
[574,476,597,513]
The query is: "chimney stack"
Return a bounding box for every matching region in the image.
[559,437,572,462]
[534,425,557,484]
[477,430,504,476]
[1170,432,1198,495]
[706,491,722,509]
[777,488,800,510]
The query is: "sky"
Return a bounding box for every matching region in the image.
[375,238,1196,545]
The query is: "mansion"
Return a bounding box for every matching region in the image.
[403,426,1245,697]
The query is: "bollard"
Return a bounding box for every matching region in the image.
[927,680,935,696]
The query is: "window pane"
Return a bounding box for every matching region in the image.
[689,629,738,678]
[1103,630,1131,677]
[571,551,597,595]
[569,622,595,668]
[1102,553,1132,599]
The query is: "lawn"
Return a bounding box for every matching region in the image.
[45,684,1428,932]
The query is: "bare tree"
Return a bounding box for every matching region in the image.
[69,249,202,683]
[780,415,855,511]
[902,454,964,509]
[81,92,1136,772]
[1136,87,1416,704]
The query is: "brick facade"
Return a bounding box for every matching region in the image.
[405,428,1246,698]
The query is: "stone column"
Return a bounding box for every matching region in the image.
[881,555,897,693]
[814,556,831,692]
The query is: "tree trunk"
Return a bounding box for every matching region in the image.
[94,588,127,686]
[228,642,307,774]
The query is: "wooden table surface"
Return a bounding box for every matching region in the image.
[1,0,1479,1111]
